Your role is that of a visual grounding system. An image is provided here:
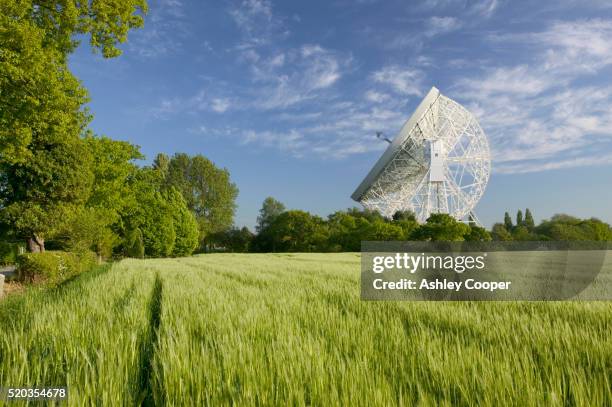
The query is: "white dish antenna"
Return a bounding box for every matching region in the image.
[351,86,491,225]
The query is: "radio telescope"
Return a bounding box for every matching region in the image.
[351,86,490,225]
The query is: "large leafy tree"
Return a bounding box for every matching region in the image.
[0,0,147,251]
[327,210,361,251]
[51,135,143,257]
[163,153,239,247]
[121,167,199,258]
[84,135,143,218]
[411,213,471,241]
[1,134,94,252]
[168,189,199,257]
[267,210,328,252]
[251,197,286,252]
[122,168,175,257]
[256,197,285,233]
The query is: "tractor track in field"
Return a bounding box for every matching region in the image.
[136,273,164,407]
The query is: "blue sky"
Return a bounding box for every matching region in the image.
[69,0,612,229]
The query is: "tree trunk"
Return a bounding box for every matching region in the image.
[27,235,45,253]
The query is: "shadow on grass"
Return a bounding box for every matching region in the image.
[136,273,164,406]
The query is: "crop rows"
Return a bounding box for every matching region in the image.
[1,253,612,406]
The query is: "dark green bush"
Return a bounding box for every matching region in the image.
[0,242,21,265]
[126,228,145,258]
[16,251,97,285]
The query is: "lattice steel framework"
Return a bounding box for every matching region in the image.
[351,87,491,224]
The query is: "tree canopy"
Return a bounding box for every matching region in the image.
[161,153,238,248]
[256,197,285,233]
[0,0,148,252]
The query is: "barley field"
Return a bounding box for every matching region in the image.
[1,253,612,406]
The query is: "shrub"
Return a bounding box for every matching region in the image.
[0,242,24,265]
[126,228,145,258]
[168,190,199,257]
[17,251,97,285]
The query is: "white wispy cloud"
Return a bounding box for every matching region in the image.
[457,65,555,98]
[496,153,612,174]
[151,43,351,119]
[491,19,612,74]
[365,90,391,103]
[420,0,500,18]
[372,66,424,96]
[128,0,188,58]
[229,0,288,49]
[456,19,612,174]
[211,98,231,113]
[469,0,499,18]
[241,129,308,156]
[252,45,350,109]
[425,16,462,37]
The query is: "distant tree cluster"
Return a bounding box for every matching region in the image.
[214,201,612,253]
[491,209,612,241]
[213,197,491,253]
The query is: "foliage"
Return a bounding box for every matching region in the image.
[465,225,492,241]
[392,210,417,222]
[0,0,87,165]
[360,219,404,241]
[326,208,417,251]
[20,0,147,59]
[491,223,513,241]
[512,225,534,241]
[213,227,254,253]
[491,211,612,242]
[266,210,329,252]
[256,197,286,233]
[168,189,199,257]
[524,208,535,230]
[0,241,24,265]
[0,0,147,251]
[16,250,97,285]
[1,0,241,260]
[125,228,145,259]
[327,211,363,251]
[84,134,143,219]
[152,153,170,175]
[536,215,612,241]
[516,210,523,227]
[53,206,116,258]
[0,125,94,251]
[133,189,175,258]
[411,213,471,241]
[162,153,238,247]
[504,212,513,231]
[120,169,199,258]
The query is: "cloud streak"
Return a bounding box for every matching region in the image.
[456,19,612,174]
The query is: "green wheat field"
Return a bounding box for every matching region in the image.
[1,253,612,406]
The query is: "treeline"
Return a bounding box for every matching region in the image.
[492,209,612,241]
[214,197,491,252]
[0,1,238,261]
[0,145,238,259]
[215,199,612,253]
